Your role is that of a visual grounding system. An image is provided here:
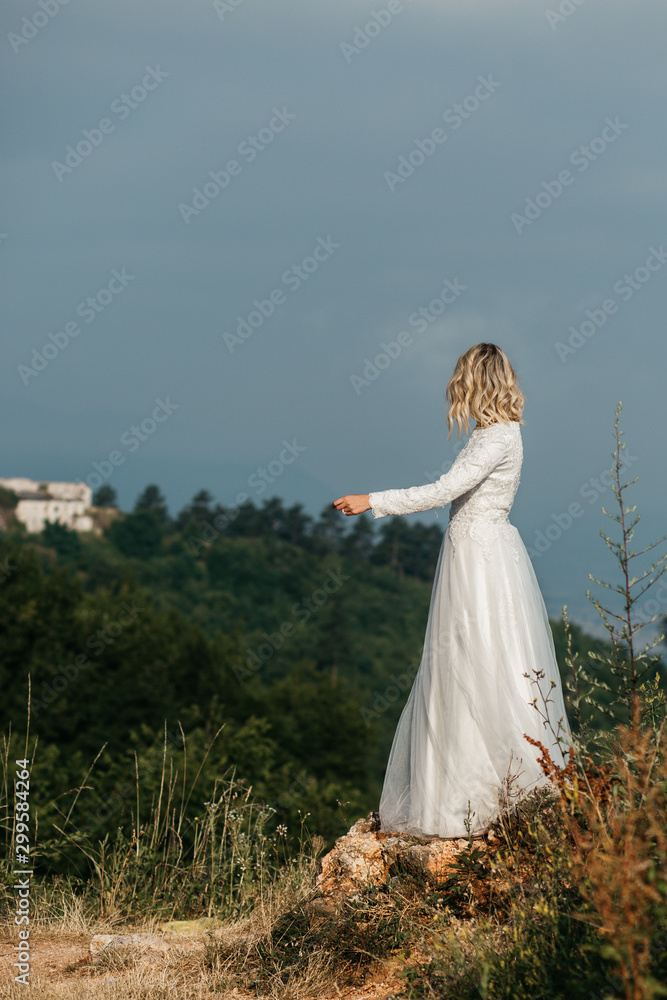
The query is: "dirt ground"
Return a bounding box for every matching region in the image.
[0,928,405,999]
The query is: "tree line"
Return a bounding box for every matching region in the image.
[0,484,629,870]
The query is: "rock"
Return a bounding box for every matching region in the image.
[400,840,465,879]
[89,933,169,963]
[306,896,340,918]
[315,811,480,897]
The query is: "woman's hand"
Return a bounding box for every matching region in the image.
[332,494,371,516]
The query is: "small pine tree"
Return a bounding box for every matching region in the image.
[92,484,118,507]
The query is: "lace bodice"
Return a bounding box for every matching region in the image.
[368,421,523,560]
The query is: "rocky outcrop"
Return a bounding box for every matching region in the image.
[315,812,480,898]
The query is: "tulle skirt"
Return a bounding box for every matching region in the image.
[378,520,571,839]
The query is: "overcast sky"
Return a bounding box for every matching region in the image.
[2,0,665,635]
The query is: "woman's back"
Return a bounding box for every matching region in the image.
[448,421,523,560]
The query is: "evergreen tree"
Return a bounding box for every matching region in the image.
[175,489,215,530]
[92,484,118,507]
[106,509,164,558]
[311,503,346,553]
[341,512,375,562]
[41,520,83,562]
[134,484,170,523]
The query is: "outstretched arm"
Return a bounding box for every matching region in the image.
[332,494,371,516]
[367,425,511,518]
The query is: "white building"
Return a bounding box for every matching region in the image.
[0,478,94,533]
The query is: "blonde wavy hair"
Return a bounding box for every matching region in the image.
[446,343,525,438]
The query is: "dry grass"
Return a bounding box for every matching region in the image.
[0,839,395,1000]
[566,721,667,1000]
[2,732,666,1000]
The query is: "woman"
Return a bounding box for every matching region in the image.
[333,343,571,839]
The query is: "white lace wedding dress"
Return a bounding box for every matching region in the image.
[369,420,571,838]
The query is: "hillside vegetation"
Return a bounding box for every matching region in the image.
[1,408,666,998]
[0,484,612,862]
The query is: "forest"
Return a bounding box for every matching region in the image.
[1,459,666,998]
[0,481,619,858]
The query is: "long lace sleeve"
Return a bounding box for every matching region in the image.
[368,424,512,519]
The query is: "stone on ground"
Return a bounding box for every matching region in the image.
[315,812,476,897]
[89,932,169,962]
